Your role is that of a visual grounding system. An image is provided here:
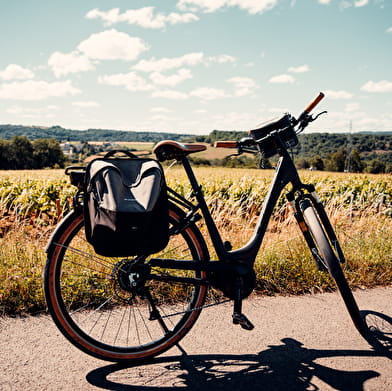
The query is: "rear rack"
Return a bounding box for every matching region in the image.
[65,166,86,189]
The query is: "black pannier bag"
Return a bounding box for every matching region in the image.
[83,150,169,257]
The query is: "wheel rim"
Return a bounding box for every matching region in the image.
[46,209,208,360]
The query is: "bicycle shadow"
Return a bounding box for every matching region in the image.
[360,310,392,355]
[86,336,389,391]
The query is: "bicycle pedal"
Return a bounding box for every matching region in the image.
[232,312,254,330]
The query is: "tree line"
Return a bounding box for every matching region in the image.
[0,125,186,143]
[0,136,65,169]
[199,130,392,173]
[1,130,391,173]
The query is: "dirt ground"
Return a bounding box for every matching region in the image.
[1,287,391,390]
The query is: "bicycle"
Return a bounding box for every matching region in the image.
[44,92,377,362]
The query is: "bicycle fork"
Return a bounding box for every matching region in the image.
[286,186,345,270]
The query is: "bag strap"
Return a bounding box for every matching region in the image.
[103,150,138,159]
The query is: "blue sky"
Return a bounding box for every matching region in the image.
[0,0,391,134]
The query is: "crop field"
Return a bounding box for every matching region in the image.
[0,166,391,315]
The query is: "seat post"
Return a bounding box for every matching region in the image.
[180,156,227,259]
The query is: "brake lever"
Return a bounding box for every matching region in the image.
[227,139,258,158]
[297,110,328,134]
[310,110,327,122]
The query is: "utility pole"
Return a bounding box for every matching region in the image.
[344,120,352,173]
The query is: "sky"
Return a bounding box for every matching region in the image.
[0,0,391,135]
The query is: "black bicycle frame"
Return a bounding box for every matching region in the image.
[150,134,315,276]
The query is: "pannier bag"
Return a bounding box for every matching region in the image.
[83,150,169,257]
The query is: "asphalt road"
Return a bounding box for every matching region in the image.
[1,287,391,390]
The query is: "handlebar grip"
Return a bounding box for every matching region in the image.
[214,141,238,148]
[304,92,325,114]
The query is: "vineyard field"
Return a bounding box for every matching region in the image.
[0,167,391,315]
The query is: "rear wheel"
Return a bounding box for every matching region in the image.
[44,204,209,362]
[300,201,368,336]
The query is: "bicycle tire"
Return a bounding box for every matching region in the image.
[301,202,368,336]
[44,203,209,362]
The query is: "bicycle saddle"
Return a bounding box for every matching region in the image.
[153,140,206,161]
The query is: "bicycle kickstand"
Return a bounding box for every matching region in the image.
[232,278,254,331]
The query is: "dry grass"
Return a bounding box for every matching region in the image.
[0,167,391,314]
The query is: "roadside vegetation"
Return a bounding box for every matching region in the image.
[0,167,391,315]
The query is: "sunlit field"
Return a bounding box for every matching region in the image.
[0,166,391,314]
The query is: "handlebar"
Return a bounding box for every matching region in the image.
[214,92,326,152]
[296,92,325,124]
[214,141,238,148]
[304,92,325,114]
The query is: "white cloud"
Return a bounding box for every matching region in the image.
[212,111,254,131]
[132,52,236,74]
[189,87,228,100]
[48,51,94,78]
[335,0,370,10]
[354,0,368,7]
[86,7,199,29]
[151,90,189,99]
[86,8,121,25]
[177,0,278,15]
[72,101,100,108]
[78,29,149,61]
[208,54,236,64]
[150,107,172,113]
[318,0,332,4]
[150,114,172,122]
[269,74,295,84]
[0,64,34,80]
[361,80,392,93]
[387,27,392,33]
[288,64,310,73]
[324,89,354,99]
[133,52,204,73]
[99,72,153,92]
[0,80,81,100]
[227,76,257,96]
[177,0,231,13]
[6,105,58,116]
[149,68,193,87]
[230,0,278,14]
[344,102,360,112]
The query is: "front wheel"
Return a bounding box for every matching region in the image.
[300,201,368,336]
[44,203,209,362]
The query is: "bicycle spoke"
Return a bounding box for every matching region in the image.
[62,259,113,278]
[113,306,127,346]
[54,242,126,272]
[45,206,208,361]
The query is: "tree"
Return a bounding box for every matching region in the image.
[32,138,65,168]
[10,136,34,169]
[325,148,347,172]
[348,150,364,173]
[296,158,310,170]
[310,155,324,171]
[0,139,12,169]
[366,159,386,174]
